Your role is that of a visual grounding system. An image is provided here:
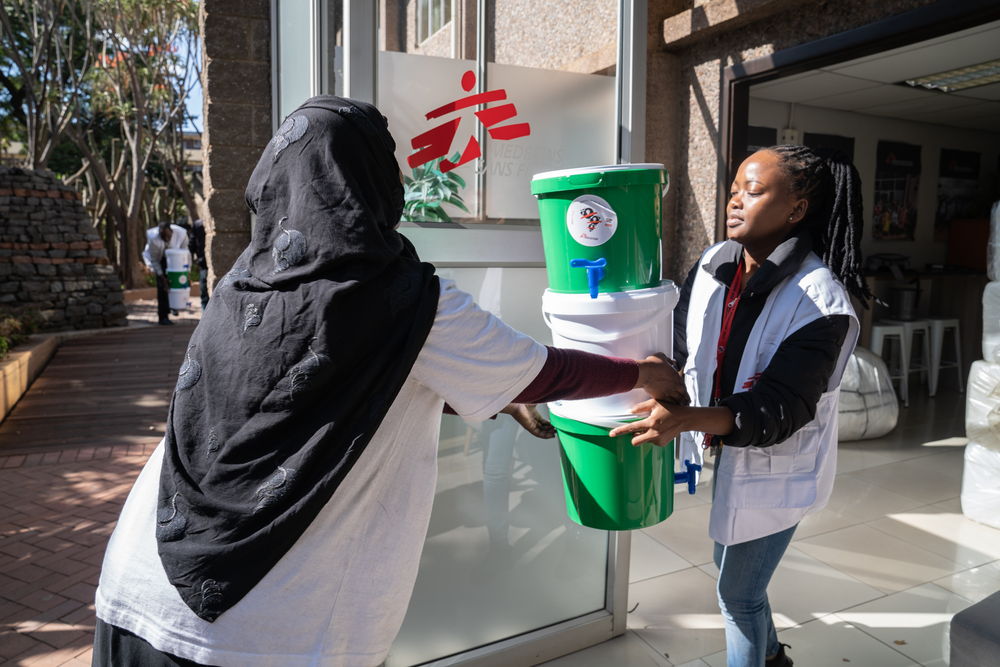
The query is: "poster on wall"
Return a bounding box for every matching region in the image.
[744,126,777,161]
[935,149,981,242]
[804,132,855,162]
[873,140,921,241]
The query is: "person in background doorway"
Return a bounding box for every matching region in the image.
[142,220,189,326]
[92,96,687,667]
[612,145,870,667]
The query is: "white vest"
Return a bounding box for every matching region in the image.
[682,243,859,545]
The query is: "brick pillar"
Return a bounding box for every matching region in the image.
[201,0,273,288]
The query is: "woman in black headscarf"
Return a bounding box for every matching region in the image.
[93,96,684,667]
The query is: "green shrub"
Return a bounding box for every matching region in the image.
[402,154,470,223]
[0,310,39,360]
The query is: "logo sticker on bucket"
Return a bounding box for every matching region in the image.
[567,195,617,247]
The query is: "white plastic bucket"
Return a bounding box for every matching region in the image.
[543,281,679,422]
[165,248,191,310]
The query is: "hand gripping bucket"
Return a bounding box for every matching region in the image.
[531,164,667,297]
[165,248,191,310]
[549,412,674,530]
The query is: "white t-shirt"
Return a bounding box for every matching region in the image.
[95,280,547,667]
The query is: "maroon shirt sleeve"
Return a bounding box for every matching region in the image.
[444,347,638,415]
[512,346,638,404]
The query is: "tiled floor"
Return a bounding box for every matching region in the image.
[546,388,999,667]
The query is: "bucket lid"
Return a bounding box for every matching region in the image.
[531,163,667,196]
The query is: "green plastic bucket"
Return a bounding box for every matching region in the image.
[531,164,668,296]
[550,411,674,531]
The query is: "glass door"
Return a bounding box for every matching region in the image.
[274,1,645,663]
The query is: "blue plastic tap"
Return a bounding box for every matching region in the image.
[673,459,702,495]
[569,258,607,299]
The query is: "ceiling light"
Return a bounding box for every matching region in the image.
[903,59,1000,92]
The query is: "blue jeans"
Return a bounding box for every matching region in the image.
[713,523,797,667]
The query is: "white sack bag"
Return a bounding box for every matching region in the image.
[965,360,1000,451]
[985,281,1000,363]
[988,200,1000,281]
[961,441,1000,530]
[838,346,898,441]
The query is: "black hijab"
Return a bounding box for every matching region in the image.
[156,96,440,622]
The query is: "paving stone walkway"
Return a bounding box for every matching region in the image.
[0,301,199,665]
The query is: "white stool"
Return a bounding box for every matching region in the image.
[871,319,931,407]
[927,318,963,396]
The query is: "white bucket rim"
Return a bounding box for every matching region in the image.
[542,282,678,315]
[549,401,649,427]
[532,163,665,181]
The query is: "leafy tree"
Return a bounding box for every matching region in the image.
[0,0,95,169]
[0,0,201,287]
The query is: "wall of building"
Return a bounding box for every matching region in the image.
[647,0,941,282]
[749,98,1000,271]
[0,167,126,331]
[201,0,273,286]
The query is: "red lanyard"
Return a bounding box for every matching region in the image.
[703,260,745,449]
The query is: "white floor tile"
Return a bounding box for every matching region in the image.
[835,583,972,667]
[934,560,1000,603]
[627,568,727,665]
[853,450,965,504]
[694,545,886,625]
[697,615,921,666]
[641,504,715,567]
[792,505,864,541]
[539,631,671,666]
[820,474,925,523]
[631,530,696,583]
[835,444,897,474]
[794,524,963,593]
[869,502,1000,568]
[758,615,919,666]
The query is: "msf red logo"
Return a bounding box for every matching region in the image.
[407,70,531,173]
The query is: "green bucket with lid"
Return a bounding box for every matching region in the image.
[550,411,674,531]
[531,164,667,296]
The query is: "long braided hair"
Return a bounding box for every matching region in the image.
[764,144,873,306]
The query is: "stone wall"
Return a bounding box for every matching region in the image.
[0,167,126,330]
[647,0,941,281]
[201,0,272,288]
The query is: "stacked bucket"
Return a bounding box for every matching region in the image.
[531,164,698,531]
[165,248,192,311]
[963,200,1000,530]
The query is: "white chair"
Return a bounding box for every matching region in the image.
[871,319,931,407]
[927,318,963,396]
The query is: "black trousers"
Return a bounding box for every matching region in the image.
[92,619,213,667]
[156,258,170,321]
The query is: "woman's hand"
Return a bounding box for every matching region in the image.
[609,402,736,448]
[636,354,689,405]
[500,404,556,439]
[608,399,687,447]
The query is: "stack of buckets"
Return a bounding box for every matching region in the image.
[531,164,699,531]
[165,248,192,311]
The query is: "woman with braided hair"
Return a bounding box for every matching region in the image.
[612,145,869,666]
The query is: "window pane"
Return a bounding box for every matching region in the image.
[484,0,618,221]
[276,0,313,122]
[378,0,477,223]
[384,266,609,667]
